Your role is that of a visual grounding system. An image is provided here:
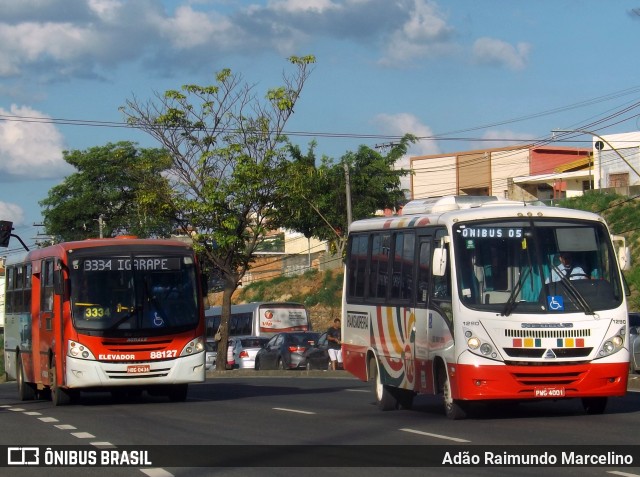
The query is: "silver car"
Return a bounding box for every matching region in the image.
[229,336,269,369]
[205,340,218,370]
[630,312,640,373]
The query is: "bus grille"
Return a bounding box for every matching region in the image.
[505,329,591,339]
[105,368,172,380]
[504,347,593,358]
[510,369,585,386]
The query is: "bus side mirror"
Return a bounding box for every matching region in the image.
[54,270,68,298]
[433,248,447,277]
[618,246,631,271]
[201,273,209,295]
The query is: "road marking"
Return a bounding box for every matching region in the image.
[91,442,117,449]
[400,428,471,443]
[23,411,42,415]
[273,407,316,415]
[345,388,370,393]
[608,472,640,477]
[141,468,175,477]
[55,424,77,430]
[39,417,59,422]
[8,407,25,412]
[71,432,96,439]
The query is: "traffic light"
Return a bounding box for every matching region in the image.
[0,220,13,247]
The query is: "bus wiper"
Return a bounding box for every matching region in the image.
[501,268,531,317]
[549,265,594,316]
[109,304,138,329]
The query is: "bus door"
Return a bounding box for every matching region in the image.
[420,230,454,394]
[37,259,56,387]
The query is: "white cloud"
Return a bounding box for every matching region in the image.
[0,105,71,179]
[472,37,531,71]
[0,201,25,226]
[378,0,454,67]
[373,112,441,194]
[373,112,440,156]
[267,0,342,14]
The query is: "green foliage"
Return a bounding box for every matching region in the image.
[560,191,640,310]
[279,135,415,256]
[40,142,175,241]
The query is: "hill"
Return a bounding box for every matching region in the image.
[207,268,344,332]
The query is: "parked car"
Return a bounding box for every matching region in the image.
[630,312,640,373]
[205,340,218,370]
[228,336,269,369]
[255,332,320,370]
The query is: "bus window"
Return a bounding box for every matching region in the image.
[417,239,431,305]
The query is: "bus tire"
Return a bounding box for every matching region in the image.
[442,368,467,420]
[17,356,36,401]
[50,360,72,406]
[368,356,397,411]
[168,384,188,402]
[582,397,607,415]
[395,388,415,410]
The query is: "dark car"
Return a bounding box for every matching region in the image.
[630,312,640,373]
[255,332,320,370]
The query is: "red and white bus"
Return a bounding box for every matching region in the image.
[3,237,207,405]
[342,196,631,419]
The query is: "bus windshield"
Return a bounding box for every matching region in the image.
[452,218,623,315]
[70,253,199,333]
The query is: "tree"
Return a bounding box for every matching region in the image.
[120,56,315,369]
[280,135,415,258]
[40,142,174,241]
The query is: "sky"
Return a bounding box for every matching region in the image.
[2,0,640,255]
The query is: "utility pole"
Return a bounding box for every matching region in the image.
[343,162,353,226]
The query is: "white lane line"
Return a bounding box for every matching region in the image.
[8,407,26,412]
[140,468,175,477]
[608,472,640,477]
[345,389,370,393]
[91,442,117,449]
[273,407,316,415]
[71,432,96,439]
[38,417,59,422]
[400,428,471,443]
[23,411,42,416]
[55,424,77,430]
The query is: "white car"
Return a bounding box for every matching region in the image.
[229,336,269,369]
[630,312,640,373]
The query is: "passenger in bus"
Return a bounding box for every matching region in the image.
[547,252,587,282]
[327,318,343,370]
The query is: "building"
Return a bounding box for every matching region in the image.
[410,144,592,201]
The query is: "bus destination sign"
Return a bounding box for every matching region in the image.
[81,257,182,272]
[459,227,523,239]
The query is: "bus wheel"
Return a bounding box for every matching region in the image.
[582,397,607,415]
[168,384,188,402]
[50,360,72,406]
[395,388,415,410]
[442,370,467,420]
[17,356,36,401]
[368,356,397,411]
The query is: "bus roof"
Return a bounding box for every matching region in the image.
[5,237,194,266]
[350,196,606,233]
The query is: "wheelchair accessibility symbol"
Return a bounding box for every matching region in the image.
[547,295,564,311]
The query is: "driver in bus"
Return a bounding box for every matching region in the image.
[547,252,587,282]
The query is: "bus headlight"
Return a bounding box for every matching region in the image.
[480,343,493,356]
[467,337,481,350]
[180,336,205,356]
[67,341,96,360]
[598,333,624,358]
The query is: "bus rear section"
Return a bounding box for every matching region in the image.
[342,197,630,419]
[4,238,206,405]
[205,302,311,338]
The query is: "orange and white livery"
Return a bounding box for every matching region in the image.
[4,237,206,405]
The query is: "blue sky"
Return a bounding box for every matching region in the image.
[2,0,640,253]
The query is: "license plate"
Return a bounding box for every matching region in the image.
[534,387,565,398]
[127,365,150,374]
